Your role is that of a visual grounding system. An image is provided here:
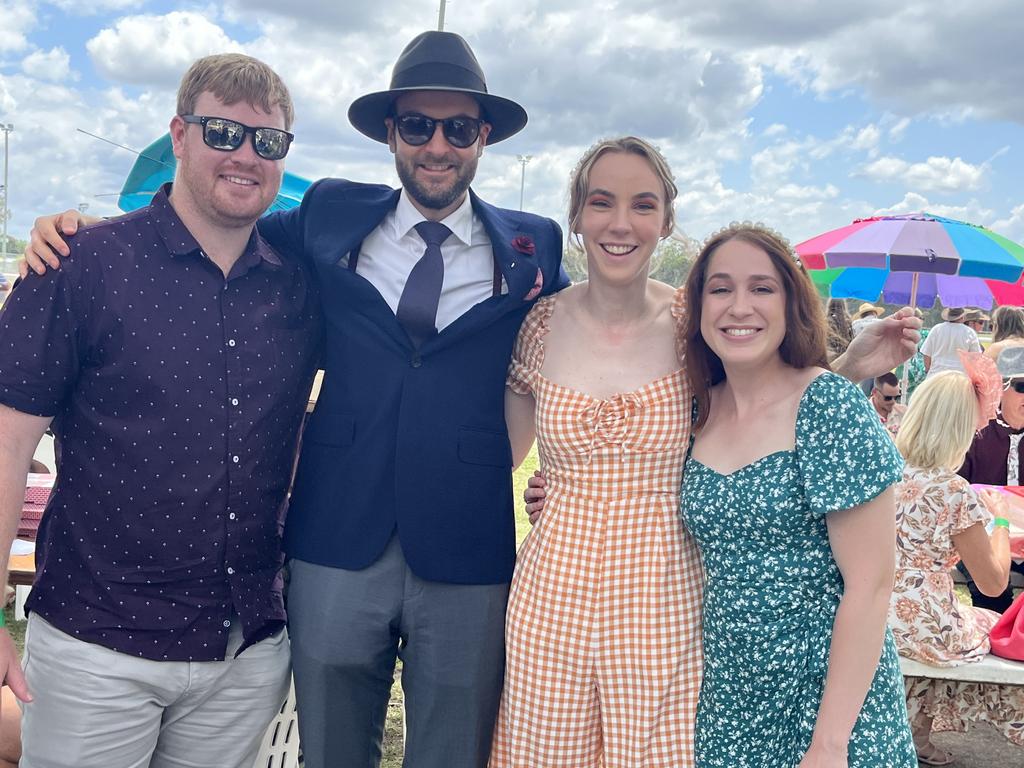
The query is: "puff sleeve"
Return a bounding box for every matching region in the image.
[796,372,904,516]
[506,295,555,395]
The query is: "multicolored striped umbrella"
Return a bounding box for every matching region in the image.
[799,213,1024,308]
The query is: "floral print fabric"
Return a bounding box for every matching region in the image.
[681,372,916,767]
[890,466,1024,745]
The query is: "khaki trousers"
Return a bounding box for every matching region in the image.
[20,614,291,768]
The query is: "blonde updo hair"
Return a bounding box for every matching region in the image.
[895,371,978,471]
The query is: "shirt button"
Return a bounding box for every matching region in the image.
[226,567,235,575]
[227,339,236,347]
[223,620,231,628]
[228,512,237,520]
[411,355,422,368]
[232,455,240,463]
[230,398,239,406]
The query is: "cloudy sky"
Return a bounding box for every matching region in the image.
[1,0,1022,249]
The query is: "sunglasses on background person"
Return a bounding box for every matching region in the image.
[180,115,294,160]
[880,394,902,402]
[1006,380,1024,394]
[393,113,485,149]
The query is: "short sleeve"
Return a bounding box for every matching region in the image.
[506,295,555,395]
[670,286,688,366]
[920,327,938,356]
[796,372,904,516]
[946,476,991,535]
[0,265,84,416]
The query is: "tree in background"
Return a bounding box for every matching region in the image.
[561,231,699,287]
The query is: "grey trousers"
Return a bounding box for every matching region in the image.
[287,536,509,768]
[20,614,291,768]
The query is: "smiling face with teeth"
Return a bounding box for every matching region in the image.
[699,238,788,372]
[576,151,671,285]
[170,91,285,231]
[386,91,491,221]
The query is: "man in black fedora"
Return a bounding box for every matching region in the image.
[256,30,568,767]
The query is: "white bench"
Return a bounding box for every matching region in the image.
[900,655,1024,687]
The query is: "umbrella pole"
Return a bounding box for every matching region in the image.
[900,273,920,405]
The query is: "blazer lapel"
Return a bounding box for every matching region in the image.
[317,187,412,351]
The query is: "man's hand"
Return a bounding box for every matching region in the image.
[833,307,921,383]
[0,628,31,703]
[20,210,99,278]
[524,470,547,525]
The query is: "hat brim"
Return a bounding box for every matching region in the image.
[855,308,884,319]
[348,87,528,145]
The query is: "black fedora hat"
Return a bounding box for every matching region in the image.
[348,30,528,145]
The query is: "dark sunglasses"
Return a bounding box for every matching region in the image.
[881,394,901,402]
[394,113,484,149]
[1009,381,1024,394]
[181,115,294,160]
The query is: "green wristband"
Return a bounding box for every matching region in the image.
[994,517,1011,529]
[0,606,5,628]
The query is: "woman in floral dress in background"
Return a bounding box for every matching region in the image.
[889,363,1022,764]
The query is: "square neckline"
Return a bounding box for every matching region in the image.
[530,287,687,404]
[687,370,834,477]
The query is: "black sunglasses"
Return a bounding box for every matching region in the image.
[394,113,484,149]
[181,115,294,160]
[881,394,901,402]
[1009,381,1024,394]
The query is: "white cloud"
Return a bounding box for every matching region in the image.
[0,0,36,54]
[86,12,242,87]
[881,192,995,225]
[21,47,75,82]
[993,203,1024,244]
[888,117,911,142]
[860,155,989,192]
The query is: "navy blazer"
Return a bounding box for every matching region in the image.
[258,179,568,584]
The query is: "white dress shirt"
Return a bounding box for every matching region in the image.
[352,190,504,331]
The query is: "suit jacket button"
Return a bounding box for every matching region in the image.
[411,355,422,368]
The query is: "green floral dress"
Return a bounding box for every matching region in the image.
[681,372,916,767]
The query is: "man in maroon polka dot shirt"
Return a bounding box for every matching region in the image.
[0,55,320,767]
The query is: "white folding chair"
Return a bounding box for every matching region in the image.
[252,679,301,768]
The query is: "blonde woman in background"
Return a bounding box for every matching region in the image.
[889,365,1022,763]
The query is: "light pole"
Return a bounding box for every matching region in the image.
[437,0,447,31]
[516,154,532,211]
[1,124,12,267]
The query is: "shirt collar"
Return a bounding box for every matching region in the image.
[393,188,475,247]
[995,408,1024,434]
[151,182,283,270]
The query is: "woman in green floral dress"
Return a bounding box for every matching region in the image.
[679,224,916,767]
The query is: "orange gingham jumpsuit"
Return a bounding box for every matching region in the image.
[490,289,704,767]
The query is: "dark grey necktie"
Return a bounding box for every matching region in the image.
[397,221,452,347]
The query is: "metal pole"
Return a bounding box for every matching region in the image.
[1,124,11,267]
[516,155,532,211]
[437,0,446,31]
[899,271,920,405]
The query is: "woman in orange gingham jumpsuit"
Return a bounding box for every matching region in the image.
[489,137,704,768]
